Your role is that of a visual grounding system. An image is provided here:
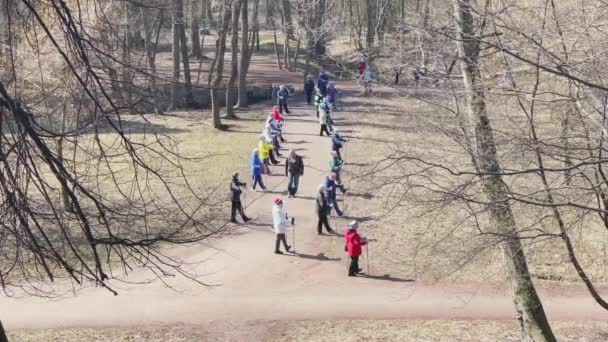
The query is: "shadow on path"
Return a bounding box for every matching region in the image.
[359,273,415,283]
[294,252,342,262]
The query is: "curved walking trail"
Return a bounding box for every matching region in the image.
[2,89,608,332]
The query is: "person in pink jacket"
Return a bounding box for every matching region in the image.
[344,220,367,276]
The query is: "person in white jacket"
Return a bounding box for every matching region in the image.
[272,197,291,254]
[318,99,332,136]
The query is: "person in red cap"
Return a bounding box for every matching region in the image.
[272,197,291,254]
[345,220,366,276]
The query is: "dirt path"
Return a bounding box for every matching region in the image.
[2,88,608,332]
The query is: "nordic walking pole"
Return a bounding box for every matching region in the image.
[366,243,370,274]
[291,216,296,253]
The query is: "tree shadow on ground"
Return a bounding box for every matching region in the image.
[344,162,371,167]
[358,273,415,283]
[282,139,310,144]
[345,192,375,199]
[340,215,377,223]
[98,118,190,134]
[293,252,342,262]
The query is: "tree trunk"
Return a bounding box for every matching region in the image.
[366,0,375,49]
[236,0,254,108]
[209,0,234,129]
[291,37,300,72]
[191,0,203,59]
[283,30,290,70]
[177,0,194,106]
[272,20,282,69]
[170,0,181,110]
[452,1,557,341]
[121,4,132,108]
[142,8,163,114]
[281,0,294,39]
[225,0,242,118]
[0,320,8,342]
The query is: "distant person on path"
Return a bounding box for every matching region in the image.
[318,99,332,137]
[315,184,334,235]
[413,67,422,87]
[329,150,344,183]
[327,82,339,110]
[285,150,304,198]
[345,220,366,276]
[272,197,292,254]
[230,172,251,223]
[325,172,346,217]
[318,69,330,96]
[362,69,374,96]
[331,128,347,160]
[314,89,324,118]
[304,75,316,105]
[358,60,367,76]
[277,85,291,114]
[251,148,267,191]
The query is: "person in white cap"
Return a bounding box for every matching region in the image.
[272,197,291,254]
[344,220,367,276]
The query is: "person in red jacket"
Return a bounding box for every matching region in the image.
[345,220,367,277]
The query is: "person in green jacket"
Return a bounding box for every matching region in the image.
[329,150,344,183]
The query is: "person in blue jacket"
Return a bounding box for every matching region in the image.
[251,148,267,191]
[324,172,346,217]
[277,85,290,114]
[317,69,330,96]
[304,75,315,105]
[331,128,347,160]
[326,82,339,110]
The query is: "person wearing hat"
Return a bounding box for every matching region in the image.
[277,85,291,114]
[250,148,267,191]
[272,197,291,254]
[324,172,346,217]
[285,150,304,198]
[345,220,366,276]
[315,184,334,234]
[304,75,316,105]
[331,128,347,160]
[230,172,251,223]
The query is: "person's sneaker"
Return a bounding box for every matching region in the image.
[337,212,344,217]
[317,232,323,235]
[275,250,284,255]
[327,229,335,234]
[243,217,251,222]
[356,268,364,273]
[230,219,238,224]
[286,245,292,252]
[348,273,357,277]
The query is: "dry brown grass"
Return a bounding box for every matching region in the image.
[9,320,607,342]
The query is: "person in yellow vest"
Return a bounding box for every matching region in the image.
[258,135,277,175]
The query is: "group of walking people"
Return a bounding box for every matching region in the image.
[229,73,368,277]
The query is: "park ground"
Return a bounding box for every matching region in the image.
[5,53,608,341]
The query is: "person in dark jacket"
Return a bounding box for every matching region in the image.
[285,150,304,198]
[230,172,251,223]
[304,75,315,105]
[345,220,367,276]
[324,172,346,217]
[315,184,334,234]
[331,128,347,160]
[277,85,290,114]
[317,69,329,96]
